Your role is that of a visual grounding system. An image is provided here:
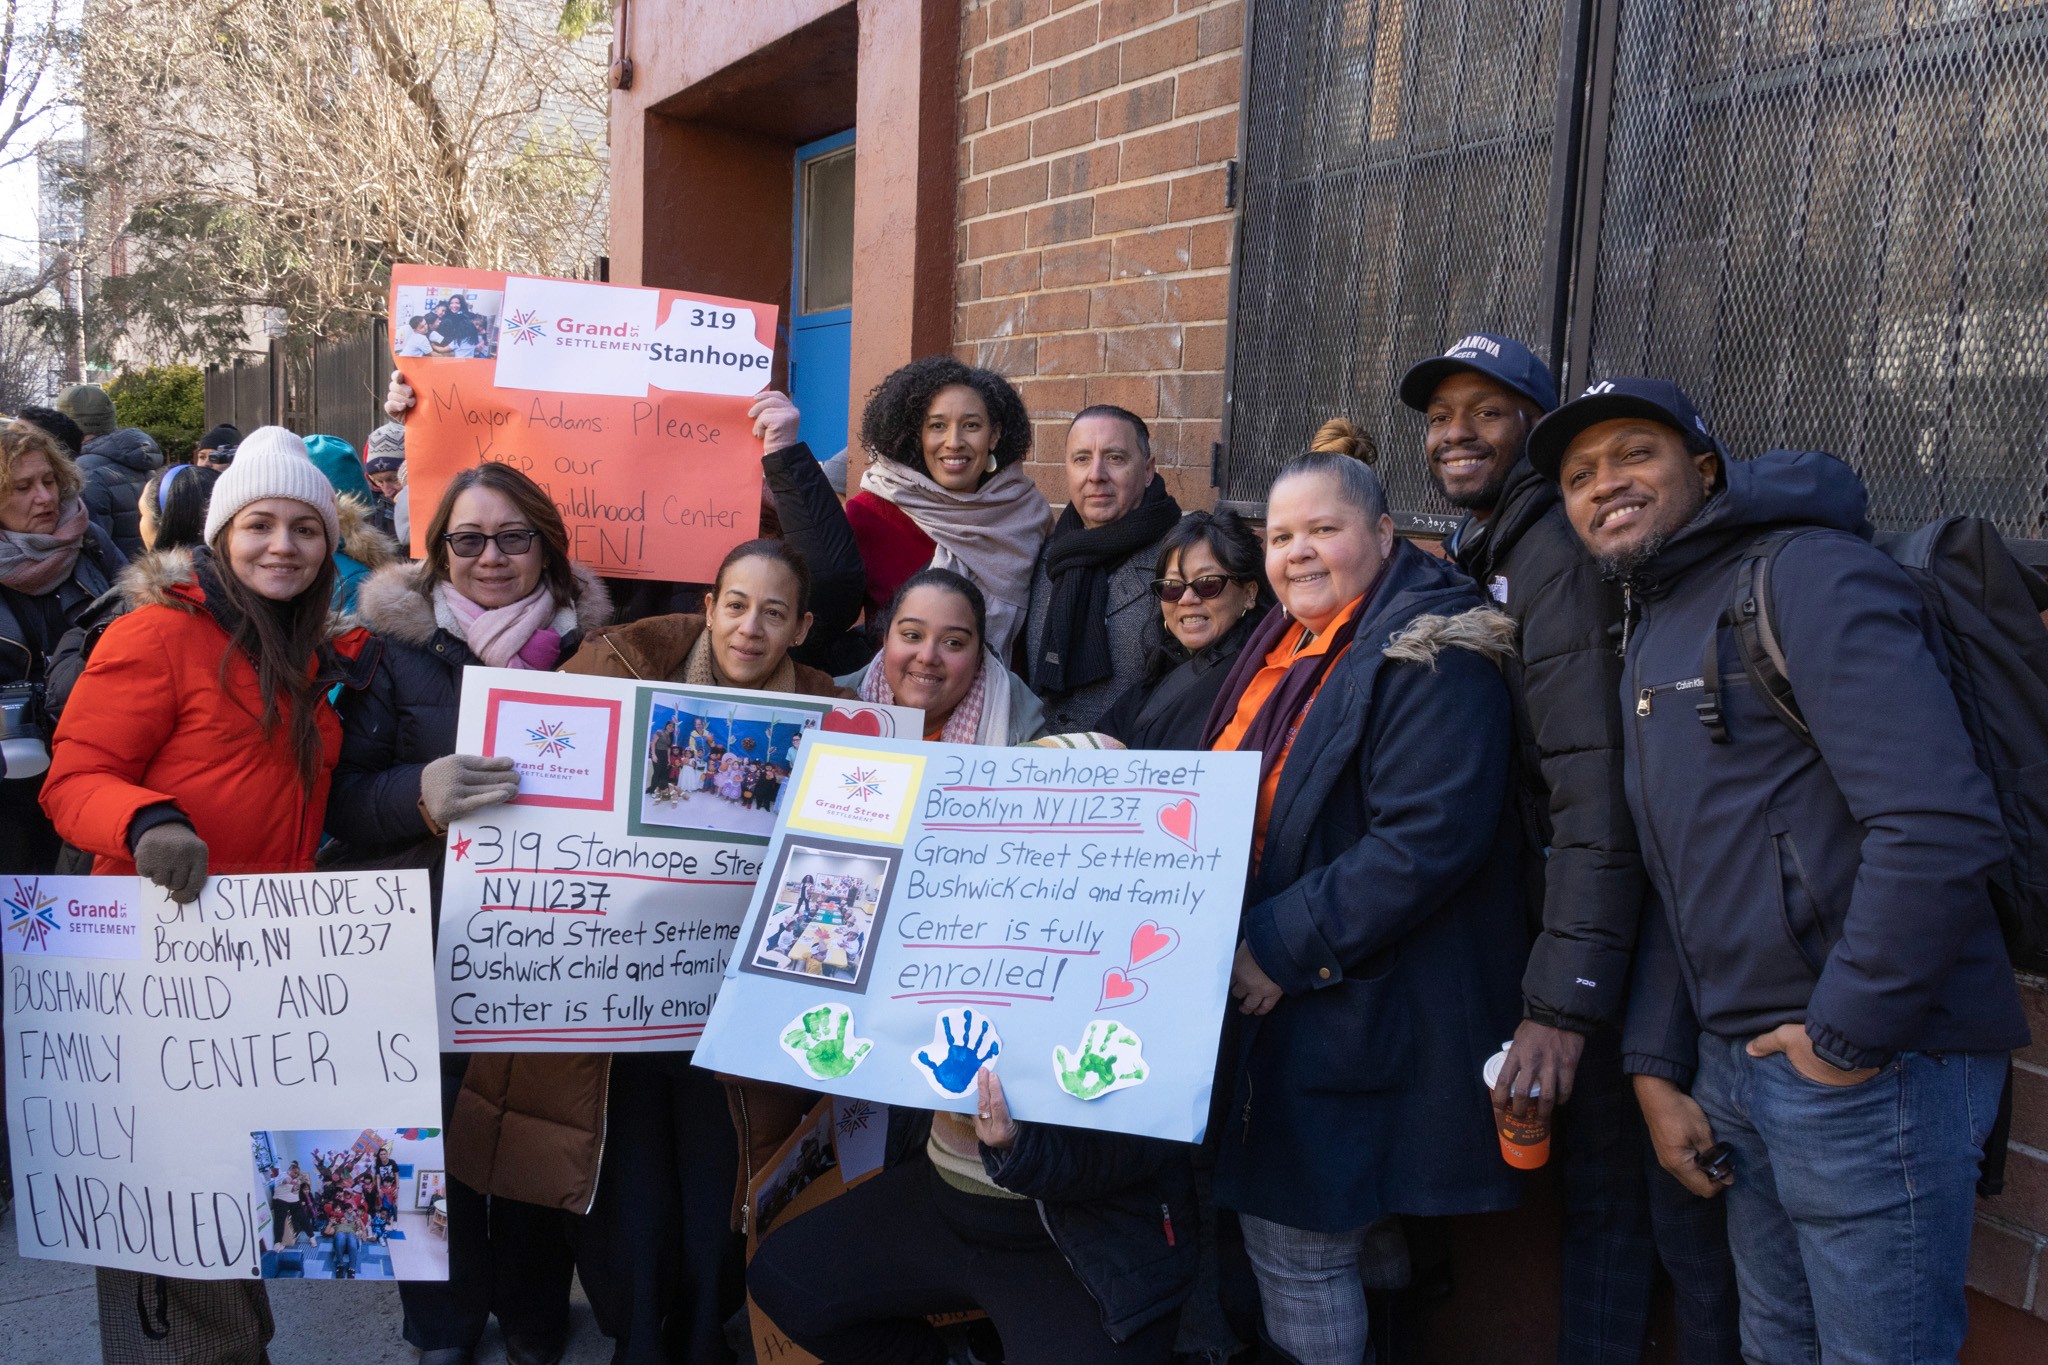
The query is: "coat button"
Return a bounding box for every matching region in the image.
[1318,967,1331,980]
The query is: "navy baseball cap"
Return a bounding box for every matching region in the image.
[1397,332,1559,416]
[1526,378,1724,481]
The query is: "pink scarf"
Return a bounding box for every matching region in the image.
[0,498,89,596]
[434,582,562,670]
[858,647,1007,745]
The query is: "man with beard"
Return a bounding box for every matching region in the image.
[1397,338,1737,1364]
[1535,379,2024,1364]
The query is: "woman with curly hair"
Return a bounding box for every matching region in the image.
[846,355,1049,656]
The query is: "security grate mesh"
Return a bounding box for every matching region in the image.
[1585,0,2048,537]
[1223,0,1567,523]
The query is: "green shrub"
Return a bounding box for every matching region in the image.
[108,364,206,463]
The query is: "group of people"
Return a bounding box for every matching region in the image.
[264,1147,403,1276]
[0,325,2029,1365]
[757,872,874,980]
[646,717,790,813]
[397,295,499,360]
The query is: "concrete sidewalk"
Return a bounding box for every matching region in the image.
[0,1205,615,1364]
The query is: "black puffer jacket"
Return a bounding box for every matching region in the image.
[326,560,612,869]
[77,429,163,560]
[1450,455,1643,1032]
[883,1107,1197,1344]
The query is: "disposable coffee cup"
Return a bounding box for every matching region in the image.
[1482,1041,1550,1170]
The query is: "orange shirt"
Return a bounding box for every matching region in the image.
[1211,595,1364,863]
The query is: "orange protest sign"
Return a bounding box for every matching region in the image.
[390,264,779,582]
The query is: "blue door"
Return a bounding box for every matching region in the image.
[789,130,855,462]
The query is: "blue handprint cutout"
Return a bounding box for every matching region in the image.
[915,1008,1001,1096]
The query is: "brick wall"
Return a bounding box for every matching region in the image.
[954,0,1242,510]
[1970,973,2048,1325]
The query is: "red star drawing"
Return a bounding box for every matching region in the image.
[451,833,473,861]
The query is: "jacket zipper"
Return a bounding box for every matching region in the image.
[1623,601,1707,1010]
[1634,678,1699,717]
[583,1057,611,1216]
[1035,1198,1124,1340]
[733,1083,753,1230]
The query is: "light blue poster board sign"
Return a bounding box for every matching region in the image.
[693,734,1258,1143]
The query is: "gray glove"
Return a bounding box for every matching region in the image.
[421,753,520,829]
[135,823,210,903]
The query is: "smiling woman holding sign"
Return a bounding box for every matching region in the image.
[437,538,854,1364]
[40,428,373,1365]
[326,461,609,1365]
[1198,447,1527,1365]
[745,730,1197,1365]
[838,568,1045,744]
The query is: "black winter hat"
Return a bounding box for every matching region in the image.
[15,405,85,457]
[198,424,243,453]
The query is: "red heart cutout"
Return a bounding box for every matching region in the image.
[1129,921,1178,969]
[1097,968,1148,1011]
[822,706,886,736]
[1156,798,1197,850]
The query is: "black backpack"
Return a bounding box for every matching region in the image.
[1696,516,2048,972]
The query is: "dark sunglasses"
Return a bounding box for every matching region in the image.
[1150,574,1233,603]
[442,529,539,558]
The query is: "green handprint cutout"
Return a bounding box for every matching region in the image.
[779,1003,873,1080]
[1053,1020,1149,1101]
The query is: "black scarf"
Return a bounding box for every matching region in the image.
[1031,476,1182,695]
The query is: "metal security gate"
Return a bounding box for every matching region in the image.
[1580,0,2048,539]
[1223,0,2048,542]
[1223,0,1569,530]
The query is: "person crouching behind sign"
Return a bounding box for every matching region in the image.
[1197,447,1526,1365]
[447,539,851,1365]
[838,567,1046,744]
[747,746,1196,1365]
[326,460,608,1365]
[39,426,371,1365]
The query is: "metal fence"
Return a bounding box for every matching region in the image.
[202,320,389,448]
[1223,0,2048,541]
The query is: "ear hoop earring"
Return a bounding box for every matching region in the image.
[987,450,998,473]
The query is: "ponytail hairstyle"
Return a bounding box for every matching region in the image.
[140,464,221,551]
[1309,417,1378,465]
[205,510,339,794]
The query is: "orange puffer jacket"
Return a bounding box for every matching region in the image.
[41,548,372,874]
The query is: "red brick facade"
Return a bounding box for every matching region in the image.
[1970,973,2048,1326]
[953,0,1241,509]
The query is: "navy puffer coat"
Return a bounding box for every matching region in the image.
[1215,539,1526,1233]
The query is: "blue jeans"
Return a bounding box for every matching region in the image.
[1690,1034,2004,1364]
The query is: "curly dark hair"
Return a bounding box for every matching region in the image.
[858,355,1032,479]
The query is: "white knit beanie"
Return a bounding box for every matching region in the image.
[202,425,340,549]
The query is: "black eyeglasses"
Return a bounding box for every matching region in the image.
[442,529,539,557]
[1150,574,1232,603]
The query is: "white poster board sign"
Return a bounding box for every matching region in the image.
[436,667,917,1051]
[4,872,445,1279]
